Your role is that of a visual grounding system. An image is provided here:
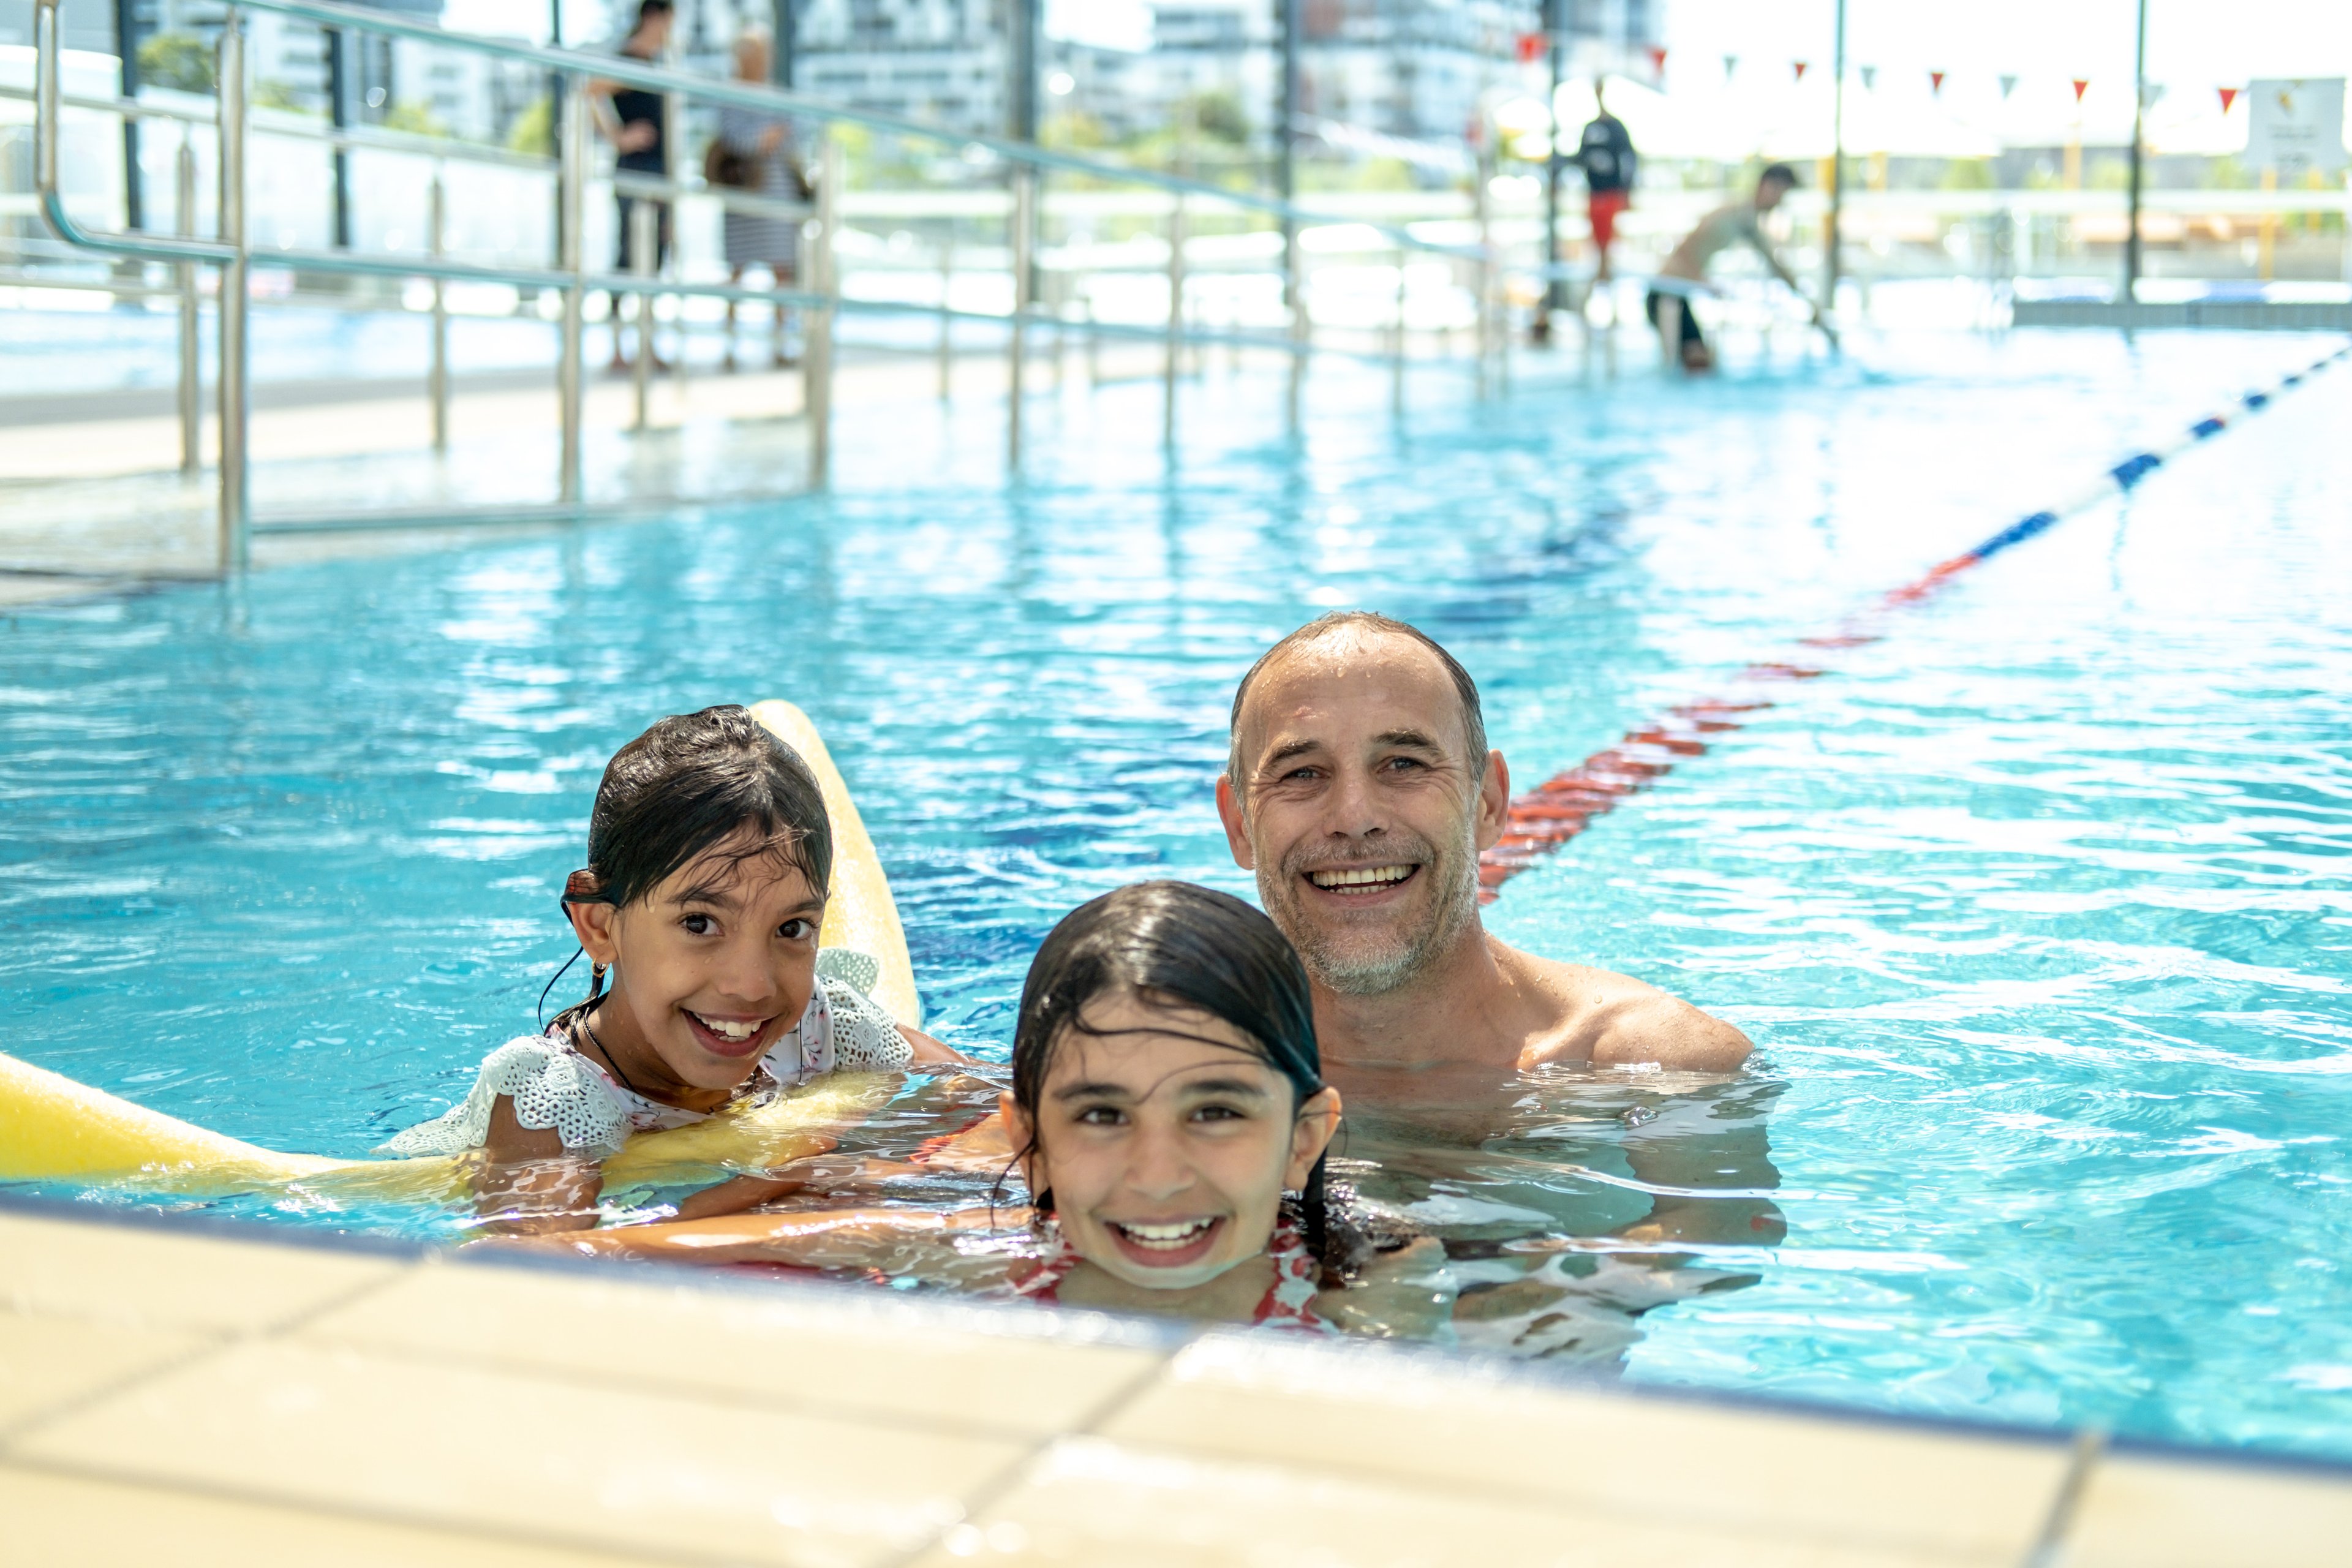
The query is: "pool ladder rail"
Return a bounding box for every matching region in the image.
[24,0,1510,571]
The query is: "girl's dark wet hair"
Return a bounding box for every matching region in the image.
[543,705,831,1025]
[1008,880,1344,1276]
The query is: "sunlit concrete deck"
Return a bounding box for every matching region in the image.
[0,336,1190,603]
[2,1197,2345,1566]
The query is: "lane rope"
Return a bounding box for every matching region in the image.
[1479,341,2352,901]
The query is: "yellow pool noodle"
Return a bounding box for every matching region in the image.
[751,698,921,1031]
[0,699,919,1196]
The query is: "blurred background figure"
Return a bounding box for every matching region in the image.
[710,28,806,371]
[593,0,674,373]
[1649,163,1815,373]
[1575,79,1637,285]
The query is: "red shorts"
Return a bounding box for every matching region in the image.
[1588,189,1630,251]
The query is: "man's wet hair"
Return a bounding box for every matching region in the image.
[1759,162,1799,188]
[1226,611,1487,785]
[635,0,673,21]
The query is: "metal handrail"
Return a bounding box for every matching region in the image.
[28,0,1502,569]
[238,0,1473,256]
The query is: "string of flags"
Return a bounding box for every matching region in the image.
[1509,47,2259,115]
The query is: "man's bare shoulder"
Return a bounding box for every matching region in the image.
[1493,941,1753,1072]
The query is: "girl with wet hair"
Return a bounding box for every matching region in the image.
[504,881,1359,1332]
[384,704,952,1232]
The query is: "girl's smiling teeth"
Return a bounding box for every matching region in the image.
[686,1010,769,1046]
[1107,1216,1223,1253]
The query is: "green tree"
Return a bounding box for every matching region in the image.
[1939,157,1995,191]
[382,100,448,138]
[137,31,214,94]
[252,78,311,113]
[507,96,552,156]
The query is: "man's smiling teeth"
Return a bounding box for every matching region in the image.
[1112,1219,1216,1249]
[689,1012,764,1042]
[1309,864,1413,890]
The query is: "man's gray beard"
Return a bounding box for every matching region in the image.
[1260,839,1483,998]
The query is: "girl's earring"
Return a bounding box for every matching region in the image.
[587,961,608,1002]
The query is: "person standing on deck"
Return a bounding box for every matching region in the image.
[591,0,674,373]
[714,29,805,371]
[1648,162,1817,372]
[1575,80,1637,285]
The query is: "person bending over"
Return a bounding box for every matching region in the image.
[1648,162,1817,372]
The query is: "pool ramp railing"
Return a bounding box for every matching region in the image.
[1476,340,2352,899]
[24,0,1526,571]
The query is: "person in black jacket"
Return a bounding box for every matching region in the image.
[1575,81,1636,283]
[592,0,674,372]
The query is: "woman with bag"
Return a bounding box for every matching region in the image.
[709,29,807,369]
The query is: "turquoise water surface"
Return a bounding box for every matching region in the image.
[6,328,2349,1461]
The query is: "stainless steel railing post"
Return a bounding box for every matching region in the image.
[1472,149,1494,401]
[1284,234,1305,435]
[805,130,837,487]
[1007,164,1033,470]
[428,168,449,451]
[937,232,952,401]
[630,197,654,430]
[1390,247,1406,418]
[557,74,586,506]
[1162,190,1185,448]
[175,135,200,475]
[217,10,250,571]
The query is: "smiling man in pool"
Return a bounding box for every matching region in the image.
[1218,611,1752,1080]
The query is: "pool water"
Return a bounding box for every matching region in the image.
[6,327,2350,1461]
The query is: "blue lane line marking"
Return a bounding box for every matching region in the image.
[2245,391,2271,409]
[2110,452,2163,488]
[2190,417,2226,439]
[1972,510,2061,560]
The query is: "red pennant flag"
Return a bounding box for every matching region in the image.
[2219,86,2241,114]
[1516,31,1544,64]
[2071,77,2090,103]
[1793,60,1809,82]
[1930,70,1946,96]
[1647,45,1668,77]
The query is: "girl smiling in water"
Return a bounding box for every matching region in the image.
[385,705,954,1231]
[507,881,1355,1329]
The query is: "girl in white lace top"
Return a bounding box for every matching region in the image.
[382,706,957,1233]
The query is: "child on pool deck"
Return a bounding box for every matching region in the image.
[381,705,959,1233]
[498,881,1425,1331]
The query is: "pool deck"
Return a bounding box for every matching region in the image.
[2,1198,2345,1566]
[0,337,1227,605]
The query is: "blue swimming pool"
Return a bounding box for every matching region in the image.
[6,327,2349,1461]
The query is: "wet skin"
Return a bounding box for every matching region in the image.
[1003,990,1341,1314]
[1218,627,1753,1076]
[475,834,955,1234]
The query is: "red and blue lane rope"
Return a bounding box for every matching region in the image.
[1478,341,2352,901]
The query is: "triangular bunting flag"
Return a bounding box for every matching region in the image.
[1860,66,1877,91]
[1724,54,1738,81]
[1646,45,1667,77]
[1794,60,1809,82]
[2219,86,2241,114]
[2071,77,2090,103]
[1930,70,1946,96]
[2000,74,2019,99]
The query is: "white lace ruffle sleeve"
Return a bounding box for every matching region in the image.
[377,1035,631,1157]
[811,948,915,1073]
[375,949,911,1157]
